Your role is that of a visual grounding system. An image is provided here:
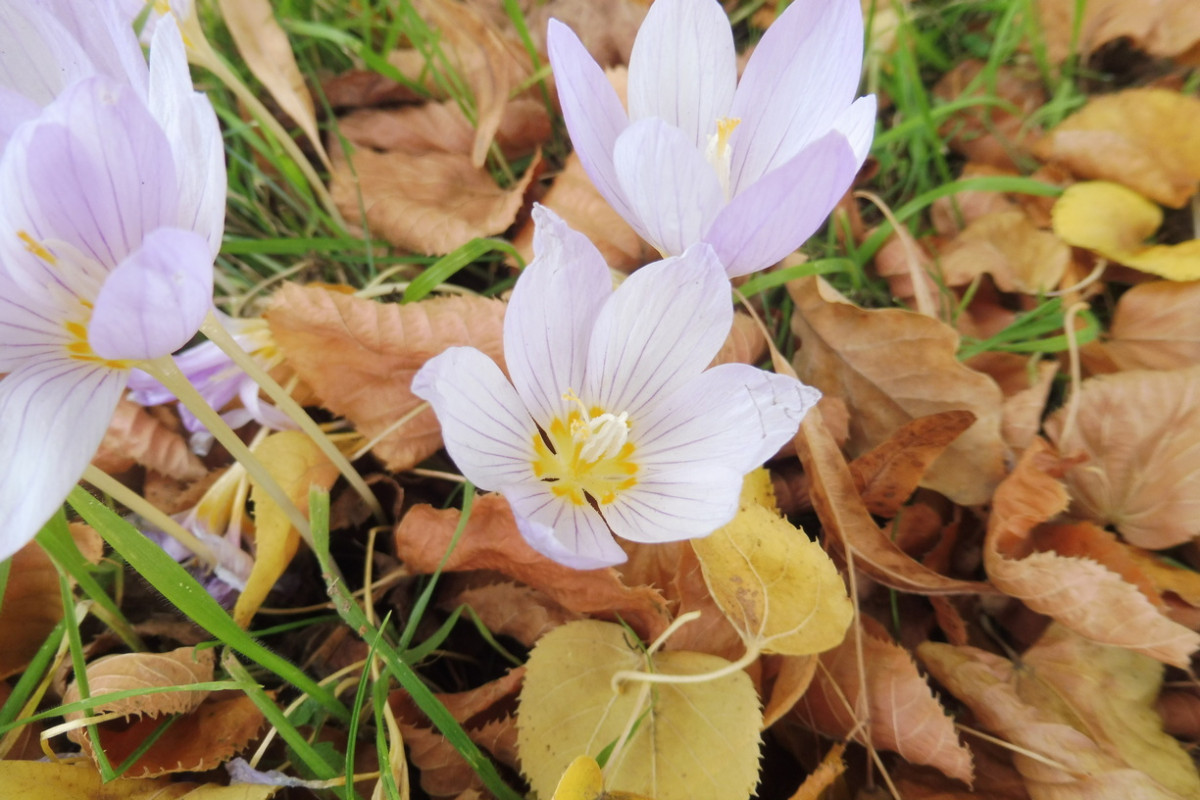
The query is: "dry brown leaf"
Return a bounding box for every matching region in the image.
[892,740,1030,800]
[1158,690,1200,740]
[965,353,1058,452]
[216,0,329,166]
[1044,367,1200,549]
[933,61,1045,171]
[789,276,1006,505]
[1030,522,1165,608]
[63,648,215,721]
[920,624,1200,800]
[1033,88,1200,208]
[849,410,977,518]
[266,283,506,472]
[389,668,523,799]
[761,654,817,730]
[0,539,63,680]
[984,438,1200,666]
[69,693,265,779]
[795,618,973,784]
[938,210,1070,294]
[93,398,204,481]
[394,494,671,639]
[441,578,580,647]
[930,163,1023,236]
[522,0,646,66]
[330,143,539,255]
[1099,280,1200,372]
[1036,0,1200,63]
[710,311,768,367]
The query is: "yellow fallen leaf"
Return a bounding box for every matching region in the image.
[552,756,605,800]
[0,761,282,798]
[235,431,339,626]
[691,477,853,657]
[518,620,761,800]
[1051,181,1200,280]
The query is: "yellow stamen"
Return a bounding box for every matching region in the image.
[18,231,56,265]
[532,395,638,508]
[63,312,131,370]
[705,117,742,201]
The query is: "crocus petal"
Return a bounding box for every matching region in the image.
[613,118,725,256]
[705,132,859,277]
[0,285,72,372]
[504,206,612,426]
[0,357,125,562]
[626,0,736,149]
[728,0,865,193]
[506,483,628,568]
[0,2,92,104]
[89,228,214,361]
[148,15,226,254]
[43,0,149,95]
[0,77,177,284]
[546,20,638,225]
[835,94,878,166]
[411,346,537,491]
[585,244,730,418]
[0,88,41,150]
[604,461,743,544]
[636,363,821,474]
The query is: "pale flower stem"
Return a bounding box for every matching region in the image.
[199,313,385,524]
[81,464,216,567]
[609,643,762,692]
[139,354,313,547]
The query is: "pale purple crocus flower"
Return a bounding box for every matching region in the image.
[0,13,224,562]
[547,0,876,278]
[127,315,293,455]
[412,207,821,568]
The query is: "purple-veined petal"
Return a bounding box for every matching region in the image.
[505,482,628,568]
[635,363,820,474]
[546,19,638,225]
[148,15,226,254]
[584,244,731,418]
[0,356,125,562]
[505,206,612,427]
[0,283,73,372]
[705,132,859,277]
[0,77,178,281]
[626,0,736,149]
[89,227,214,361]
[603,461,743,544]
[613,118,724,256]
[728,0,864,193]
[0,88,41,151]
[835,94,877,166]
[411,346,537,491]
[0,1,92,105]
[43,0,149,95]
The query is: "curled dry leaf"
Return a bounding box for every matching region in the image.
[63,647,216,721]
[1044,367,1200,548]
[984,438,1200,666]
[266,283,506,472]
[1035,0,1200,63]
[1099,279,1200,372]
[518,620,762,800]
[939,209,1070,293]
[0,538,64,680]
[965,352,1058,452]
[920,624,1200,800]
[1158,690,1200,740]
[1034,89,1200,208]
[441,578,581,647]
[394,494,670,639]
[795,618,974,784]
[93,398,205,481]
[760,654,818,730]
[789,276,1006,505]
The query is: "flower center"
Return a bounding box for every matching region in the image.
[704,116,742,201]
[531,392,639,508]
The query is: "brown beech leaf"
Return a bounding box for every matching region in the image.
[522,0,646,66]
[441,578,580,647]
[984,439,1200,666]
[1100,280,1200,372]
[965,352,1058,452]
[1033,88,1200,208]
[789,276,1006,505]
[63,647,215,720]
[1158,690,1200,740]
[1030,522,1164,608]
[938,210,1070,294]
[69,693,265,779]
[266,283,506,472]
[389,668,523,799]
[1036,0,1200,63]
[920,624,1200,800]
[330,143,539,255]
[710,311,768,367]
[93,398,205,481]
[795,406,995,596]
[394,494,671,639]
[849,410,977,518]
[892,739,1030,800]
[933,61,1045,171]
[760,654,817,730]
[1044,367,1200,548]
[796,618,973,784]
[0,539,63,680]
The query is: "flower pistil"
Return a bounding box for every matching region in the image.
[532,391,638,508]
[704,116,742,200]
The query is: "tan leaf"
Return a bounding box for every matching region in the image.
[984,438,1200,666]
[266,283,506,472]
[63,647,215,720]
[933,61,1045,171]
[441,578,580,647]
[517,620,762,800]
[711,312,769,367]
[330,143,539,255]
[760,654,818,730]
[939,210,1070,293]
[1158,690,1200,740]
[796,618,973,784]
[1044,367,1200,548]
[920,624,1200,800]
[393,494,670,639]
[1100,279,1200,371]
[523,0,646,66]
[789,276,1006,505]
[1030,522,1164,609]
[0,539,63,680]
[93,398,204,481]
[848,410,977,518]
[966,352,1058,452]
[216,0,329,166]
[1035,0,1200,63]
[1034,89,1200,208]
